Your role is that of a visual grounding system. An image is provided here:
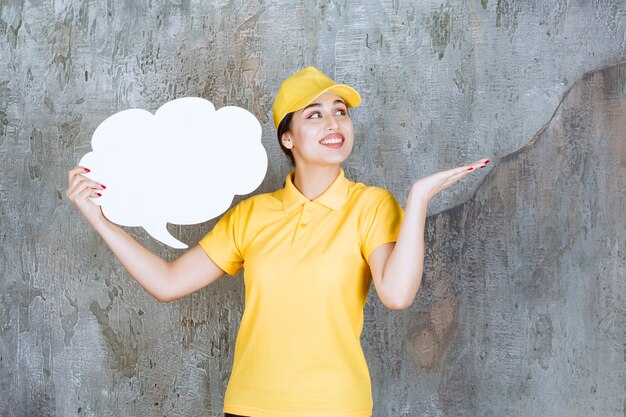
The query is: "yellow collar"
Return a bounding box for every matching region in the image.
[281,168,350,213]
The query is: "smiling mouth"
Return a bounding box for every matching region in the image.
[319,134,345,146]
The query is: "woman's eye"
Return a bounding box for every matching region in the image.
[307,112,321,119]
[335,109,347,116]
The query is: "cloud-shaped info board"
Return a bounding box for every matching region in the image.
[79,97,267,249]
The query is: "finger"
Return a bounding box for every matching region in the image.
[443,165,478,181]
[68,177,105,200]
[442,162,485,185]
[452,158,490,176]
[435,158,491,180]
[78,185,102,198]
[73,184,103,202]
[67,176,90,199]
[67,174,86,195]
[442,160,490,187]
[440,170,473,189]
[68,169,94,193]
[68,166,91,184]
[68,174,105,195]
[470,157,490,168]
[444,159,487,177]
[427,158,491,195]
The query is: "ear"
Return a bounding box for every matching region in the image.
[281,132,294,150]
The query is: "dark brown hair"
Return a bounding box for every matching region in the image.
[276,112,295,166]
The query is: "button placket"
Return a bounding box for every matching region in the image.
[292,203,314,245]
[300,203,313,227]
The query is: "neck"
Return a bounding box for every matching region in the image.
[292,164,341,200]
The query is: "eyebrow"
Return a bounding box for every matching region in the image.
[302,99,346,112]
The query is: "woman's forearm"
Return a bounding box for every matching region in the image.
[66,167,222,302]
[92,217,173,301]
[379,189,429,309]
[377,158,489,309]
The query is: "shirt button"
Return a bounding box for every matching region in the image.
[307,205,312,211]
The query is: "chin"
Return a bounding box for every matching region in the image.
[295,146,353,167]
[323,152,351,165]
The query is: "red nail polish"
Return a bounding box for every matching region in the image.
[101,185,106,189]
[96,192,102,197]
[480,165,486,168]
[467,167,473,170]
[485,159,490,163]
[84,168,91,173]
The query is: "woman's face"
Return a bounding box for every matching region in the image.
[281,92,354,168]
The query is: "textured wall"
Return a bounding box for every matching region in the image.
[366,60,626,416]
[0,1,625,416]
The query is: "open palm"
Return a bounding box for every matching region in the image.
[411,158,490,202]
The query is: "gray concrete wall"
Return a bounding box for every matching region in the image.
[0,1,624,416]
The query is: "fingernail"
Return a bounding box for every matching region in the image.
[485,159,490,164]
[101,184,106,189]
[467,167,474,170]
[96,192,102,197]
[84,168,91,173]
[480,165,486,168]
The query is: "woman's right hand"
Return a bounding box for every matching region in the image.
[66,166,107,227]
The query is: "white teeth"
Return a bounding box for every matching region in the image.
[320,138,343,144]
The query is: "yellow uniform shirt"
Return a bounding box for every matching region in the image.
[199,169,403,417]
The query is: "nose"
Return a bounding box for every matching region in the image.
[325,114,339,131]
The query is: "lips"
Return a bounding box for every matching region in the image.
[319,134,345,147]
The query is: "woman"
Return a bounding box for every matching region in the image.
[67,66,489,417]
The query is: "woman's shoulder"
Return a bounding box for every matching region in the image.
[231,189,283,212]
[347,180,397,204]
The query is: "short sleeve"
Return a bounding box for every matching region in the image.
[198,203,244,277]
[360,188,404,261]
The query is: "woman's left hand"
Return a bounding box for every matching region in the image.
[410,157,490,203]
